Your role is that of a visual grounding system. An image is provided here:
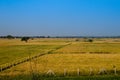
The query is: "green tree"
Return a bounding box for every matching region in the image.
[87,39,93,42]
[21,37,30,42]
[6,35,14,39]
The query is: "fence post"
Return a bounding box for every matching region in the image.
[113,66,117,75]
[89,67,93,75]
[77,68,80,76]
[64,69,67,76]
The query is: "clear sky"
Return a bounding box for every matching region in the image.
[0,0,120,36]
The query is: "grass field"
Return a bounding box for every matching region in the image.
[0,39,68,65]
[0,38,120,80]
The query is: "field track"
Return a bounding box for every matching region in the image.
[0,43,72,72]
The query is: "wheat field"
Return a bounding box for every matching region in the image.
[0,38,120,80]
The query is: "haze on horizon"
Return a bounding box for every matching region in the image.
[0,0,120,36]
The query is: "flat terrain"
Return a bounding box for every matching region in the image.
[0,39,67,65]
[0,38,120,80]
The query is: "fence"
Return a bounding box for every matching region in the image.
[0,43,71,72]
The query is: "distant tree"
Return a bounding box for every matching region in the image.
[6,35,14,39]
[87,39,93,42]
[31,38,34,40]
[21,37,30,42]
[75,39,80,41]
[84,38,93,42]
[47,36,50,38]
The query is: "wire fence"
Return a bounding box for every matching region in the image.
[0,43,71,72]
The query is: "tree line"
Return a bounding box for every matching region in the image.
[0,35,120,39]
[0,35,120,43]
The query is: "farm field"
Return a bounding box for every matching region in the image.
[0,38,68,65]
[0,38,120,80]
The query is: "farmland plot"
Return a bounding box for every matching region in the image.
[0,38,120,80]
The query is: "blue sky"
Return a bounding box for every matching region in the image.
[0,0,120,36]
